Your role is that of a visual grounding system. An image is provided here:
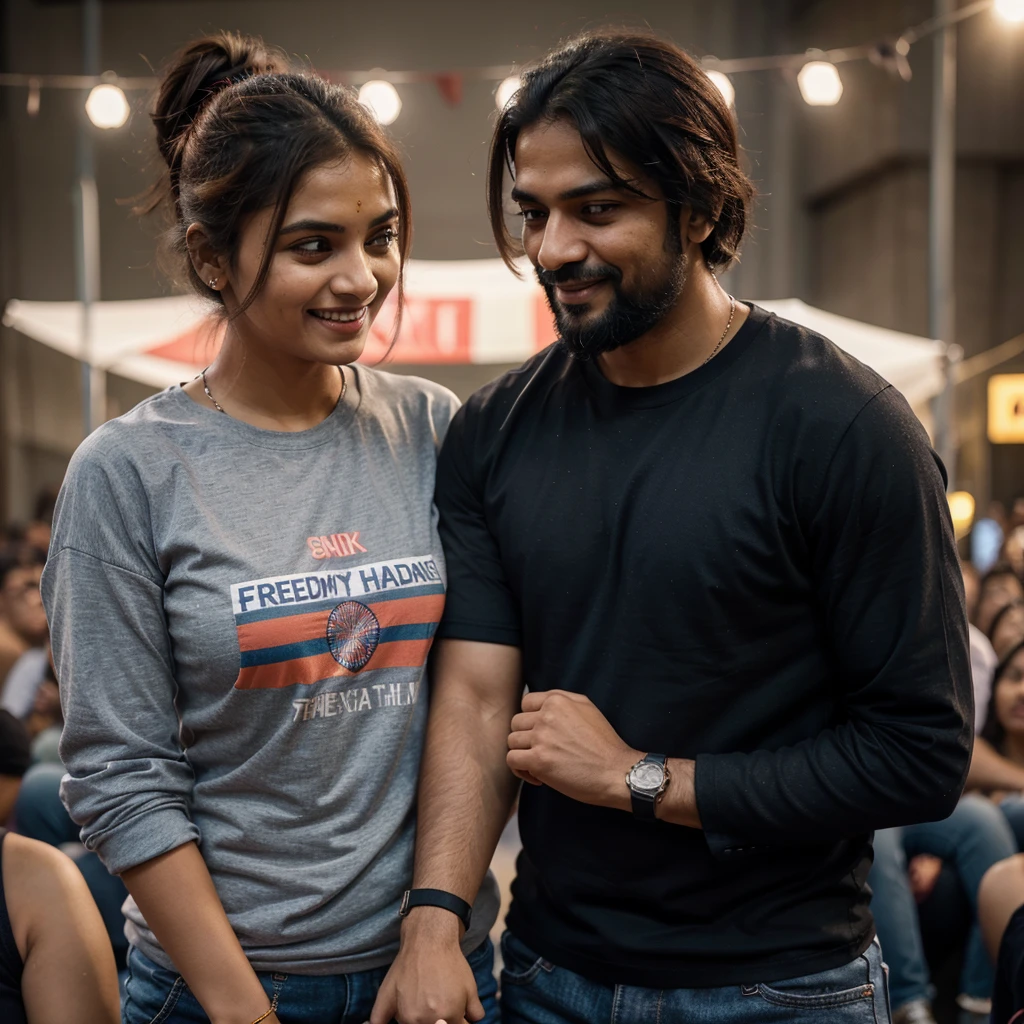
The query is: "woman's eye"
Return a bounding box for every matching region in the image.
[293,238,330,255]
[369,227,399,249]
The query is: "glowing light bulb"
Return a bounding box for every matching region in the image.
[496,75,521,112]
[706,70,735,108]
[85,83,129,129]
[995,0,1024,23]
[358,80,401,125]
[948,491,976,539]
[797,61,843,106]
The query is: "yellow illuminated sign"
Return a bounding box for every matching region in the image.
[988,375,1024,443]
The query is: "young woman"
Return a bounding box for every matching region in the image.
[41,33,499,1024]
[982,641,1024,852]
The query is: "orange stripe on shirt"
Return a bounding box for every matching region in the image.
[236,594,445,653]
[233,638,434,690]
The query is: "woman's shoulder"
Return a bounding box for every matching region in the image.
[68,387,194,473]
[352,365,461,439]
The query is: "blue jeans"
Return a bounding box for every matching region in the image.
[499,931,891,1023]
[869,795,1016,1009]
[122,939,499,1024]
[998,793,1024,850]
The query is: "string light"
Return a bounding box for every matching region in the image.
[495,75,520,111]
[358,80,402,125]
[797,61,843,106]
[995,0,1024,23]
[706,70,735,108]
[85,83,129,128]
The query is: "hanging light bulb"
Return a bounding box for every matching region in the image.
[85,83,130,128]
[495,75,521,112]
[26,78,40,117]
[358,80,402,125]
[797,60,843,106]
[706,70,735,108]
[995,0,1024,23]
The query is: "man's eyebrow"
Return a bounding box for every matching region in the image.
[510,180,620,205]
[277,209,399,236]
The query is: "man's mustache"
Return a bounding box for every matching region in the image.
[535,263,622,289]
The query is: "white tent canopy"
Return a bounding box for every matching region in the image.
[3,259,945,412]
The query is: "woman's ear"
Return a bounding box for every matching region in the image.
[185,223,229,291]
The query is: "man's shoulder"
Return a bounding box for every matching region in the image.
[461,345,571,422]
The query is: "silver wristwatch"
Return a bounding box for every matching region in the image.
[626,752,670,821]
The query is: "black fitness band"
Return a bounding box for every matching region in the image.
[399,888,473,930]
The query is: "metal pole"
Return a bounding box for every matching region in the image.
[74,0,105,437]
[930,0,957,490]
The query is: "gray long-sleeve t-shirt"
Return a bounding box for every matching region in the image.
[41,366,499,973]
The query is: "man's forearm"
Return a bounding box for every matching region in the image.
[121,842,277,1024]
[968,736,1024,792]
[403,641,521,941]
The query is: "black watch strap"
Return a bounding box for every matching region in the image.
[399,888,472,930]
[630,752,667,821]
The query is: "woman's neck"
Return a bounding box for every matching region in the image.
[183,328,345,431]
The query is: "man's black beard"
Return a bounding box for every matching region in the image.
[536,252,688,361]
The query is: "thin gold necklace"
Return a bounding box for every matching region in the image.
[702,295,737,366]
[199,365,347,416]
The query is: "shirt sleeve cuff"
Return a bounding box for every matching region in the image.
[695,752,766,864]
[435,620,521,646]
[80,805,202,876]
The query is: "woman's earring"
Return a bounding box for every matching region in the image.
[209,278,218,289]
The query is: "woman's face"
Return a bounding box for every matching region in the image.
[220,154,401,366]
[993,604,1024,659]
[996,650,1024,738]
[977,574,1024,634]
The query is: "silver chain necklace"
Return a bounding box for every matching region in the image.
[199,365,347,415]
[702,295,737,366]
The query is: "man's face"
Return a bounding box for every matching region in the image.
[0,564,47,645]
[511,118,688,360]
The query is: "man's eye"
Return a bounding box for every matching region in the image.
[582,203,618,216]
[519,209,546,222]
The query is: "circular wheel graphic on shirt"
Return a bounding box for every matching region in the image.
[326,601,380,671]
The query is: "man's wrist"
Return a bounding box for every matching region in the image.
[398,902,465,945]
[606,748,642,811]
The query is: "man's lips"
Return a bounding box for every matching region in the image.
[554,279,608,304]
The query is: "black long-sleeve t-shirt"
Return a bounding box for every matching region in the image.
[434,303,972,988]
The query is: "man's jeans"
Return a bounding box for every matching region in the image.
[499,931,891,1023]
[122,940,499,1024]
[869,794,1016,1010]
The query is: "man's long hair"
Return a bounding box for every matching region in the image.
[487,29,755,273]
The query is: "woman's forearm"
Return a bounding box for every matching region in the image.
[121,842,277,1024]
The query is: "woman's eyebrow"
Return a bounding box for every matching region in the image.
[278,208,399,236]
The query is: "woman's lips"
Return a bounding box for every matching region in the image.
[308,308,367,335]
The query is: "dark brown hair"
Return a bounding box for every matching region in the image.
[487,29,754,273]
[139,32,412,322]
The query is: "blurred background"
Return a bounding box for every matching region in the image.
[1,0,1023,548]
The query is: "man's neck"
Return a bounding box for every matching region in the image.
[596,265,747,388]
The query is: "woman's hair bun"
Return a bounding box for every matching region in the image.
[151,32,289,172]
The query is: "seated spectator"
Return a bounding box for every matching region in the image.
[964,560,999,731]
[979,855,1024,1023]
[991,601,1024,660]
[0,711,31,822]
[978,566,1024,637]
[0,827,120,1023]
[0,547,47,698]
[0,646,49,724]
[871,795,1016,1024]
[14,763,129,969]
[980,641,1024,849]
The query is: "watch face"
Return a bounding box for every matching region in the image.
[630,762,665,792]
